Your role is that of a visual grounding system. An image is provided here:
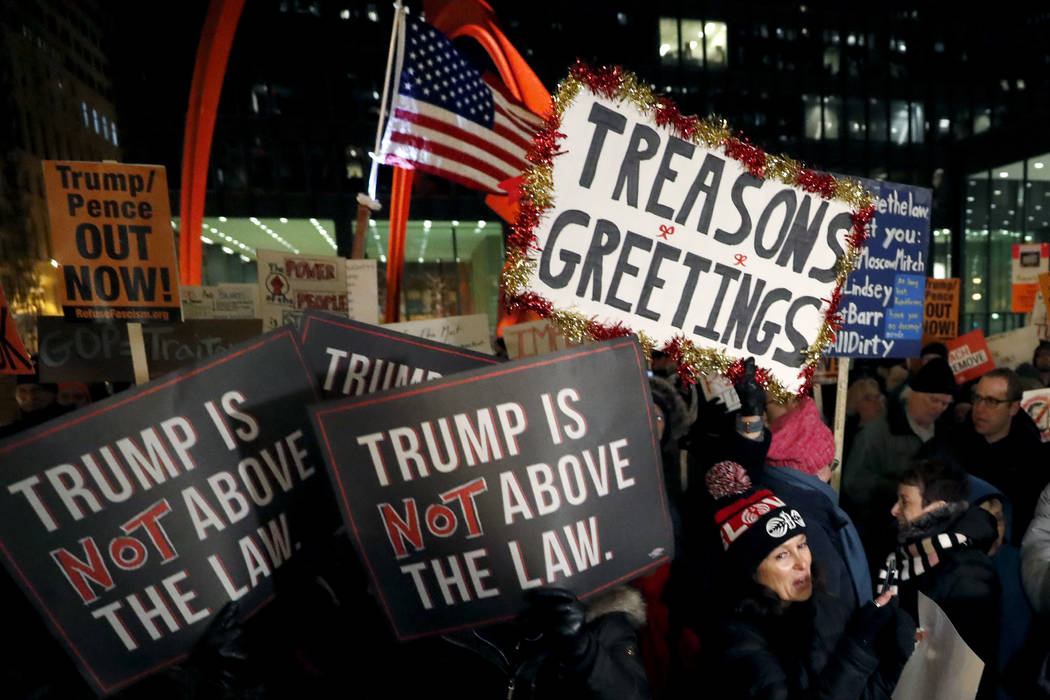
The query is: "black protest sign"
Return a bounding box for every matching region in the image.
[38,317,264,383]
[298,310,501,399]
[311,337,673,640]
[0,328,337,695]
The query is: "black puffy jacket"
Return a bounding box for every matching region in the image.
[712,589,913,700]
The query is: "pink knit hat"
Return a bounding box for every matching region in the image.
[765,397,834,475]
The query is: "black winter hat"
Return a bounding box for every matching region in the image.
[706,461,807,574]
[908,356,956,395]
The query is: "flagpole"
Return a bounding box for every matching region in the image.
[352,3,408,259]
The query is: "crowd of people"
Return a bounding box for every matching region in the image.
[2,340,1050,698]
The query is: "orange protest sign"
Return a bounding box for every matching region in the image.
[0,281,33,374]
[1040,272,1050,320]
[946,329,995,384]
[43,161,181,322]
[921,278,960,345]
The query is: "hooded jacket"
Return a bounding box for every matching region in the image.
[1021,482,1050,615]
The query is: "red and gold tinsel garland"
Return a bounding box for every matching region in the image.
[501,60,875,402]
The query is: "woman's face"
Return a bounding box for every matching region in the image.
[755,534,812,602]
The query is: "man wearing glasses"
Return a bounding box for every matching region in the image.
[934,369,1048,545]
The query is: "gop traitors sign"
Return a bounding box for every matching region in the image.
[503,64,871,398]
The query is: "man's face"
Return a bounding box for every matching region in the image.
[15,384,55,413]
[907,390,952,427]
[972,376,1018,439]
[892,483,936,526]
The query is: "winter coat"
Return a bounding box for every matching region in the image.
[417,586,651,700]
[883,502,1001,700]
[927,409,1050,545]
[713,589,913,700]
[1021,482,1050,615]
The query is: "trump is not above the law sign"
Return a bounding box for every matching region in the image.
[503,66,869,396]
[311,338,673,640]
[0,329,339,695]
[43,161,182,323]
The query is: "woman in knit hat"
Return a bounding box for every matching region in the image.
[704,460,915,699]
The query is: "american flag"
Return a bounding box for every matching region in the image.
[379,16,545,194]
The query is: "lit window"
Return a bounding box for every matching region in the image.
[111,121,118,146]
[92,109,99,134]
[706,21,728,67]
[340,9,350,19]
[81,101,89,127]
[617,12,628,25]
[658,17,678,63]
[803,95,840,140]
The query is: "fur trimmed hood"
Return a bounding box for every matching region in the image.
[584,585,647,628]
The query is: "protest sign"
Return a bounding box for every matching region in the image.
[828,179,929,359]
[42,161,182,323]
[383,314,492,354]
[346,259,380,324]
[946,329,995,384]
[0,280,34,375]
[0,328,338,695]
[258,249,350,330]
[38,317,263,383]
[1012,243,1050,313]
[298,310,499,401]
[1022,389,1050,443]
[1035,274,1050,341]
[503,319,585,359]
[922,278,960,346]
[892,592,983,700]
[311,338,672,640]
[180,284,259,320]
[501,65,870,398]
[985,325,1039,371]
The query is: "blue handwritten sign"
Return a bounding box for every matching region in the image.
[828,178,931,359]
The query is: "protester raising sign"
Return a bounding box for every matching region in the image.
[311,338,673,640]
[502,63,873,398]
[298,310,499,400]
[0,329,338,695]
[42,161,182,323]
[922,278,960,346]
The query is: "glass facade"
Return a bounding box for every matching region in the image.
[959,152,1050,333]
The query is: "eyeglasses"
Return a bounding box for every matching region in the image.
[972,392,1015,408]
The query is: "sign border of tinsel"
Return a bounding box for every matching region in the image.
[501,60,875,402]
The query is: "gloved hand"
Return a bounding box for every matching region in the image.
[520,587,591,663]
[735,357,767,417]
[848,592,895,647]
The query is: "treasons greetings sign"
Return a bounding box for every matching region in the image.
[503,63,873,398]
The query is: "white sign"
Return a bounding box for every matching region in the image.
[519,93,858,393]
[346,259,379,325]
[892,592,984,700]
[180,284,259,320]
[1023,388,1050,443]
[257,249,350,330]
[985,325,1038,370]
[383,314,492,354]
[503,319,584,359]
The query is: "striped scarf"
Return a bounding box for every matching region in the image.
[877,530,970,595]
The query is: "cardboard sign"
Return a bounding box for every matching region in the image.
[0,328,338,695]
[829,179,929,359]
[311,338,673,640]
[1011,243,1050,313]
[946,329,995,384]
[346,259,380,325]
[503,319,585,359]
[0,280,34,375]
[257,249,350,330]
[38,317,263,383]
[42,161,182,323]
[922,278,960,345]
[504,72,866,395]
[985,325,1039,370]
[1022,389,1050,443]
[297,311,500,400]
[180,284,259,320]
[383,314,492,355]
